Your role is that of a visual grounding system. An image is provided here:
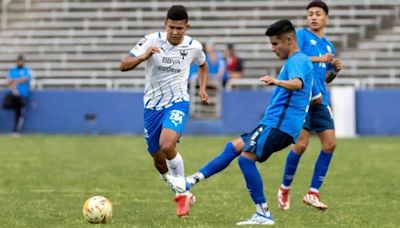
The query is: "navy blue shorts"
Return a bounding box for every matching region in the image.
[144,101,190,153]
[303,104,335,132]
[241,125,294,162]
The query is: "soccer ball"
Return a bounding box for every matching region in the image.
[82,196,113,224]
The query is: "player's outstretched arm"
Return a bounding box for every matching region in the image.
[120,47,160,71]
[197,62,210,104]
[260,76,303,91]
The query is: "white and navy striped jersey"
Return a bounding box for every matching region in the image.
[129,32,205,110]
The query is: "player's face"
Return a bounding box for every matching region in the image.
[164,19,190,46]
[16,59,24,67]
[269,35,289,60]
[307,7,328,32]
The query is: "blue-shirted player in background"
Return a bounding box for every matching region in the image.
[120,5,210,217]
[277,0,343,211]
[174,20,314,225]
[4,54,33,135]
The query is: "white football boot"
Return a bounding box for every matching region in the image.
[236,212,275,225]
[303,191,328,211]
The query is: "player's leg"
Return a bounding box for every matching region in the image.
[143,108,185,193]
[237,127,293,225]
[186,137,243,189]
[278,129,310,210]
[304,105,335,210]
[15,97,26,133]
[236,151,274,225]
[160,128,180,173]
[303,129,335,210]
[161,102,195,217]
[10,95,20,133]
[161,102,190,179]
[312,129,336,192]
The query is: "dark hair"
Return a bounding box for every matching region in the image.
[167,5,188,22]
[227,43,234,50]
[307,0,329,15]
[265,19,295,37]
[17,54,25,61]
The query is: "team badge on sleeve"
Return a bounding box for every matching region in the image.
[137,36,148,46]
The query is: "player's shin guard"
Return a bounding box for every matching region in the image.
[199,142,239,179]
[281,150,301,188]
[310,150,333,191]
[166,152,184,177]
[238,156,266,205]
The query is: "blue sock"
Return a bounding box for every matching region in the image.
[199,142,239,178]
[310,150,333,191]
[282,150,301,188]
[238,156,266,204]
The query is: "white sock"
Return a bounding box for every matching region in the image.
[280,184,290,190]
[188,172,205,184]
[166,152,184,177]
[256,203,270,216]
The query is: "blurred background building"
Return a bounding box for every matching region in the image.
[0,0,399,136]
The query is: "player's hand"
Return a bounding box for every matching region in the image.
[198,89,210,104]
[332,58,342,73]
[141,47,160,61]
[260,75,278,86]
[320,53,333,63]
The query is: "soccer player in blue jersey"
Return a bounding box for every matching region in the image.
[277,0,343,211]
[176,20,314,225]
[3,54,33,135]
[119,5,210,217]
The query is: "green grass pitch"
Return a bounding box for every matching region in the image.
[0,135,399,227]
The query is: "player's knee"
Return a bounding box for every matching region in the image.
[231,138,245,153]
[322,140,336,152]
[159,141,176,154]
[294,141,308,154]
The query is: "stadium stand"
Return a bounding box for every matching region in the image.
[1,0,400,90]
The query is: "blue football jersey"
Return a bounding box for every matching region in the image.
[260,52,313,143]
[297,28,335,105]
[8,66,33,98]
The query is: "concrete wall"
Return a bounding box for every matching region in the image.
[1,89,399,136]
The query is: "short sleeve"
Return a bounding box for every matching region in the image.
[129,33,155,57]
[287,55,307,83]
[190,40,206,66]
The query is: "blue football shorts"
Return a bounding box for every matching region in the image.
[143,101,190,154]
[241,125,294,162]
[303,104,335,132]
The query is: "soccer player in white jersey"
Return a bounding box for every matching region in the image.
[120,5,210,217]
